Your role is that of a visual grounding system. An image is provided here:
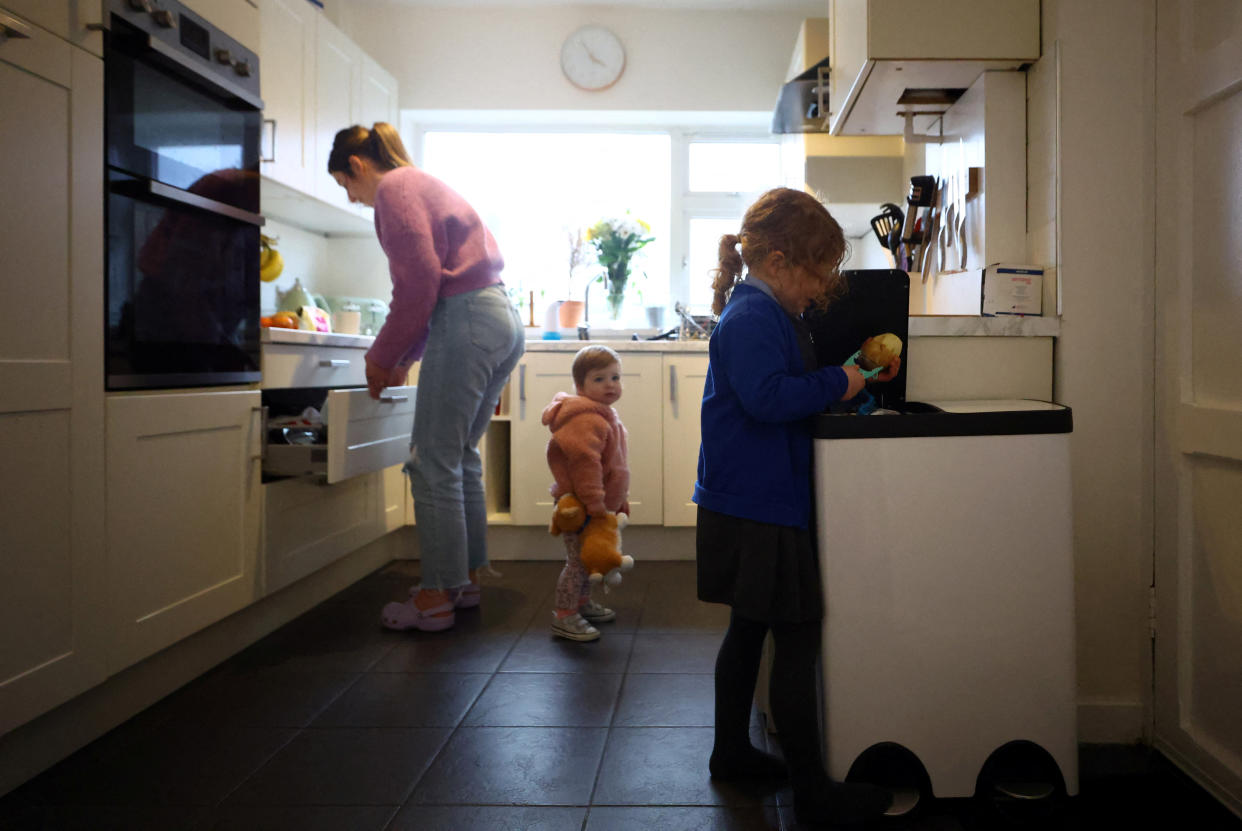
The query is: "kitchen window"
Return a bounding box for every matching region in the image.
[418,127,782,322]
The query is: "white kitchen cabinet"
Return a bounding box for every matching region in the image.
[312,16,364,211]
[662,355,709,527]
[1,0,103,54]
[828,0,1039,136]
[0,17,106,734]
[260,331,412,592]
[259,0,316,193]
[106,390,264,671]
[257,0,396,227]
[509,352,666,526]
[181,0,259,52]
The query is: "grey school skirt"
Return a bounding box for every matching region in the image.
[695,505,824,624]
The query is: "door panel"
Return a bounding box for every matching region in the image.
[1154,0,1242,815]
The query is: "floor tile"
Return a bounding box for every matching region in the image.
[627,632,721,673]
[154,667,361,728]
[387,804,587,831]
[593,727,773,807]
[612,673,715,727]
[231,614,395,674]
[28,725,296,806]
[225,727,449,806]
[197,804,398,831]
[373,631,520,674]
[409,726,608,806]
[462,672,624,727]
[584,805,782,831]
[311,672,489,727]
[0,804,210,831]
[500,629,634,674]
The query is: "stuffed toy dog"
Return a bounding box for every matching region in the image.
[549,493,634,587]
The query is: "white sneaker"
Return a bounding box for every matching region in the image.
[551,612,600,642]
[578,599,616,624]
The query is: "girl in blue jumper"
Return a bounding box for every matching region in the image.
[693,187,900,828]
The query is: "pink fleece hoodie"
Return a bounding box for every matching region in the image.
[542,392,630,516]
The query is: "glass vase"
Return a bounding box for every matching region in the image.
[605,263,630,321]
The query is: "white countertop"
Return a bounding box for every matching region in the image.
[524,337,709,352]
[262,327,376,348]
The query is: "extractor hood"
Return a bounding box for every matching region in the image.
[771,57,830,134]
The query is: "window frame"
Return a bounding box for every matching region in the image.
[406,116,783,318]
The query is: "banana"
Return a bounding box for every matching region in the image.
[259,234,284,282]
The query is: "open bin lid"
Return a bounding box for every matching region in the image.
[815,399,1073,440]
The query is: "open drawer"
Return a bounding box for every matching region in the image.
[264,385,417,483]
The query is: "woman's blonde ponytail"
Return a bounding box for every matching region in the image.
[327,122,412,175]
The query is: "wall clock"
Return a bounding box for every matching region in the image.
[560,25,626,91]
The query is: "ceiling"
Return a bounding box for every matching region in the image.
[344,0,828,10]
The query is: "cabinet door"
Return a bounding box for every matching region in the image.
[259,0,316,192]
[358,54,398,129]
[662,355,709,526]
[509,353,663,526]
[0,27,106,734]
[106,391,263,671]
[313,17,362,211]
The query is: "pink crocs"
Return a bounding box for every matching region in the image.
[380,598,455,632]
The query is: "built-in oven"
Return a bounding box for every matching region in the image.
[104,0,264,390]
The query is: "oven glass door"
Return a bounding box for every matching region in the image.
[106,19,260,210]
[107,171,261,390]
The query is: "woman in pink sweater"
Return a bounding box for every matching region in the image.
[542,346,631,641]
[327,123,524,633]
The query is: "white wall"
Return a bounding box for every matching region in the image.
[337,4,814,113]
[1036,0,1156,742]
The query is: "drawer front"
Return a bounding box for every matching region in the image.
[326,385,417,483]
[262,343,367,388]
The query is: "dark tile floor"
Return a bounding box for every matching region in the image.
[2,561,1240,830]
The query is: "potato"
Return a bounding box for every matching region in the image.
[859,332,903,370]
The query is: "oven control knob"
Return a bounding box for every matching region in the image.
[150,8,176,28]
[127,0,152,11]
[215,48,233,65]
[233,59,252,77]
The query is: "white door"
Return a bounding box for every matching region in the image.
[0,23,106,733]
[1153,0,1242,815]
[662,355,709,526]
[313,17,361,210]
[107,391,264,671]
[259,0,317,192]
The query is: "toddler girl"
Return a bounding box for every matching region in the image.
[542,345,631,642]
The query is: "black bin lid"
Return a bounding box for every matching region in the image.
[803,269,910,411]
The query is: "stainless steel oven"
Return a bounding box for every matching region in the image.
[104,0,264,390]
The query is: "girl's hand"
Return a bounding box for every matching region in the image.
[870,356,902,384]
[842,365,866,400]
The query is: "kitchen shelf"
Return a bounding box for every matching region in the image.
[908,315,1060,337]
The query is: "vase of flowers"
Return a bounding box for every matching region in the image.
[586,214,654,321]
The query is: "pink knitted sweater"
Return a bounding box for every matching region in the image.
[366,166,504,370]
[542,392,630,516]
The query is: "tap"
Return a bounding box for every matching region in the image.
[578,276,597,340]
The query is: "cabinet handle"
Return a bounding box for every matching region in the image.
[519,364,526,402]
[0,11,34,40]
[261,119,276,163]
[253,405,268,462]
[320,359,350,368]
[669,365,677,403]
[379,394,408,403]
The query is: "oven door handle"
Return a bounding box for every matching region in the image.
[143,31,265,111]
[130,180,266,227]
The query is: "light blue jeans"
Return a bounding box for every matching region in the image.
[404,284,524,590]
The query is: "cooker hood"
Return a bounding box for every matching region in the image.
[771,57,831,134]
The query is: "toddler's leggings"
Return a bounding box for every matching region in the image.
[713,610,824,790]
[554,532,591,612]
